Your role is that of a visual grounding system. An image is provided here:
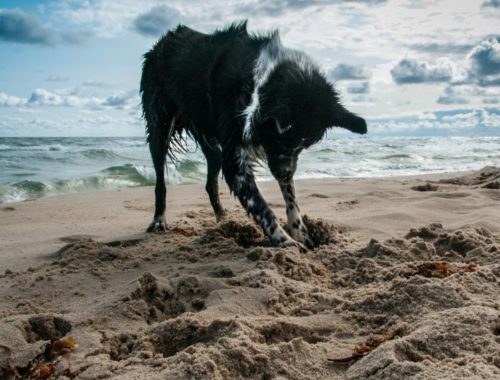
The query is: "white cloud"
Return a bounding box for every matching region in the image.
[0,88,139,110]
[45,74,70,82]
[368,108,500,134]
[390,58,456,84]
[0,92,27,107]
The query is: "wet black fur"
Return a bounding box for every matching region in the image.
[140,21,367,248]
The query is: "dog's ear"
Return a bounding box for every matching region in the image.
[329,107,367,135]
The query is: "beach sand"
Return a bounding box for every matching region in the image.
[0,167,499,379]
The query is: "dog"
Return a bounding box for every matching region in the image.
[140,21,367,251]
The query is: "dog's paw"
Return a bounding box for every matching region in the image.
[146,217,167,233]
[279,239,308,253]
[289,226,314,249]
[303,235,315,250]
[215,209,226,223]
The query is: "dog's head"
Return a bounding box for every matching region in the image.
[250,60,367,182]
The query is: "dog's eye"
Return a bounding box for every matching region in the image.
[301,137,315,147]
[275,120,292,134]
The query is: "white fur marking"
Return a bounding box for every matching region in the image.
[242,33,317,142]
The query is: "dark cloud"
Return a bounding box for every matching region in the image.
[390,58,454,84]
[481,0,500,8]
[132,5,181,37]
[328,63,371,81]
[347,81,370,94]
[0,8,91,45]
[407,42,474,55]
[237,0,386,16]
[436,94,469,105]
[467,38,500,86]
[0,8,55,45]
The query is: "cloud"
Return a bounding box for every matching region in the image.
[0,8,91,45]
[436,92,469,105]
[407,42,474,55]
[45,75,70,83]
[347,81,370,94]
[236,0,386,16]
[481,0,500,8]
[102,91,138,108]
[367,108,500,134]
[467,38,500,86]
[0,92,27,107]
[0,8,55,45]
[27,88,102,107]
[483,97,498,104]
[82,80,111,88]
[328,63,371,81]
[390,58,456,84]
[437,84,498,105]
[132,5,181,37]
[0,88,138,109]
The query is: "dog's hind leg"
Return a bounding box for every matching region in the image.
[199,137,225,222]
[146,118,173,233]
[279,180,314,249]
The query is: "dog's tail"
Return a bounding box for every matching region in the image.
[141,50,167,140]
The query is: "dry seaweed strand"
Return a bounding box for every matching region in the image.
[169,226,197,237]
[329,330,400,364]
[416,261,479,278]
[10,337,76,379]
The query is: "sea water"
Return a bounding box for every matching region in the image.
[1,135,499,203]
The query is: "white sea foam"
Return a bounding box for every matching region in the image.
[0,136,499,203]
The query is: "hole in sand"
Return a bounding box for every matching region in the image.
[217,220,266,248]
[24,315,72,343]
[148,318,237,357]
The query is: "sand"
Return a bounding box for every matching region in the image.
[0,167,499,379]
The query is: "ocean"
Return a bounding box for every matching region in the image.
[1,135,499,203]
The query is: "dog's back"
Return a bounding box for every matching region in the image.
[141,22,257,141]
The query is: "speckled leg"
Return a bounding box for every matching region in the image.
[279,180,314,249]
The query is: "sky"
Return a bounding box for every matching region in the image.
[0,0,499,137]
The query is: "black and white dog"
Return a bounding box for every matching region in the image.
[140,21,367,251]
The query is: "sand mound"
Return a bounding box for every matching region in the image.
[1,207,499,378]
[439,166,500,188]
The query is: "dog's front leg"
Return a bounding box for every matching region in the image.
[223,148,306,252]
[279,180,314,249]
